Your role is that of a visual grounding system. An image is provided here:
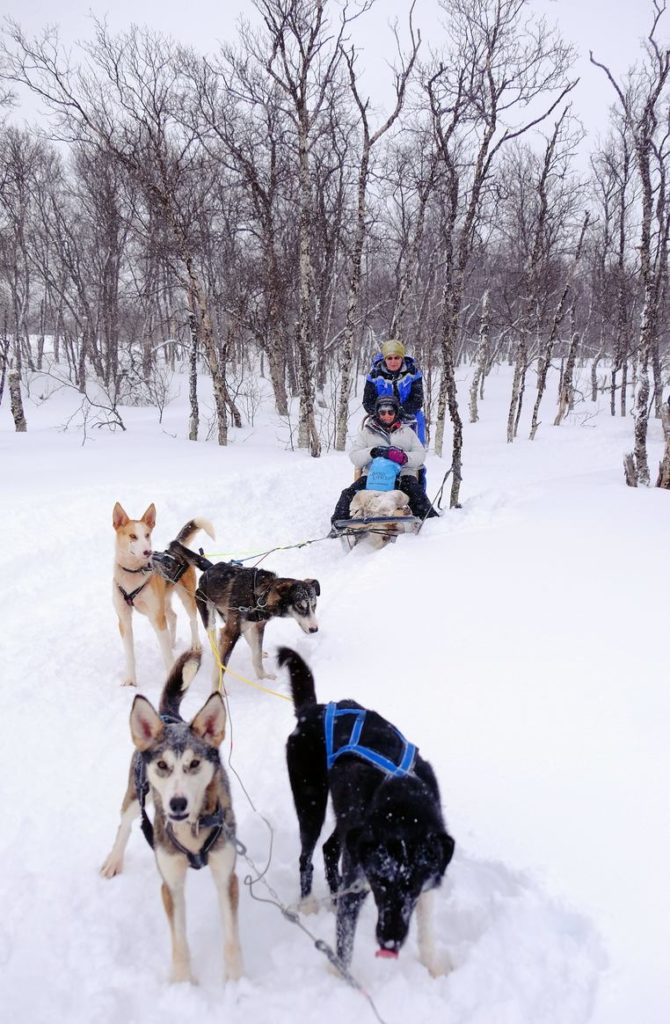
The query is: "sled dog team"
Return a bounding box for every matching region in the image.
[103,503,455,984]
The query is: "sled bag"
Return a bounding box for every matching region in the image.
[366,456,401,492]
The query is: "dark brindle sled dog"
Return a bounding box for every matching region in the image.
[100,651,243,984]
[279,647,455,975]
[168,541,320,685]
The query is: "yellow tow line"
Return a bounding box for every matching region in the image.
[207,629,291,702]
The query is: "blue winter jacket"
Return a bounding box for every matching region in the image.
[363,354,426,443]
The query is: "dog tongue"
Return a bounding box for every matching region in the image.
[375,949,398,960]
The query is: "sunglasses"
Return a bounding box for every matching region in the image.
[378,407,397,417]
[385,355,402,361]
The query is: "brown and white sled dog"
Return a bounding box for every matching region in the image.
[100,651,243,984]
[168,541,320,685]
[112,502,215,686]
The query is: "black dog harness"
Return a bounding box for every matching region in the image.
[117,563,152,607]
[134,716,232,870]
[234,569,275,621]
[324,703,417,777]
[117,549,192,607]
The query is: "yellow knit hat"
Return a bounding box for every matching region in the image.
[381,339,405,358]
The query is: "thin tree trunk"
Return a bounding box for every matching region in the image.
[591,350,603,401]
[187,311,199,442]
[469,290,490,423]
[296,119,320,458]
[9,365,27,431]
[554,331,580,426]
[507,332,527,442]
[656,400,670,487]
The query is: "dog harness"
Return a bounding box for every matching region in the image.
[150,549,189,585]
[117,562,153,607]
[134,715,233,870]
[324,703,417,777]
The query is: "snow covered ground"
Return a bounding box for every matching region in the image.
[1,362,668,1024]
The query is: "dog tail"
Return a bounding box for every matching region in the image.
[159,650,202,720]
[175,517,216,546]
[167,539,213,572]
[277,647,317,712]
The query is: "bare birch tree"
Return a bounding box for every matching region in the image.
[591,0,670,485]
[334,9,420,450]
[425,0,577,505]
[248,0,359,457]
[1,21,231,443]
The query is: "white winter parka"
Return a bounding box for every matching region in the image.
[349,417,426,480]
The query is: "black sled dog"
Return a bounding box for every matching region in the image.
[279,647,455,975]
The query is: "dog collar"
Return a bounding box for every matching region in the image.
[118,562,153,575]
[324,703,417,777]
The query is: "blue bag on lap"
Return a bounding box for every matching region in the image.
[365,457,401,492]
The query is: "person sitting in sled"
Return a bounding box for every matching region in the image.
[363,339,426,444]
[330,395,439,531]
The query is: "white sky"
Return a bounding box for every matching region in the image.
[1,0,662,154]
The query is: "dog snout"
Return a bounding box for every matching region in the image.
[308,625,318,634]
[143,548,152,558]
[375,901,413,951]
[376,939,401,956]
[169,795,188,818]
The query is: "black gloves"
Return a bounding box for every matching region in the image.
[370,446,390,459]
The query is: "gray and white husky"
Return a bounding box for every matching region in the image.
[100,650,243,984]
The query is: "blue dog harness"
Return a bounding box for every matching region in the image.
[324,702,417,777]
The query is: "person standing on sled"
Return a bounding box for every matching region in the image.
[330,395,439,530]
[363,339,426,444]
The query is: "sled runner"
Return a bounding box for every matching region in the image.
[332,515,422,551]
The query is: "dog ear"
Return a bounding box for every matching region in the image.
[130,695,164,751]
[191,692,227,747]
[304,578,320,597]
[273,580,295,597]
[141,503,156,529]
[113,502,129,530]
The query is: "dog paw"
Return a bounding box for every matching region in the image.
[121,677,136,687]
[99,855,123,879]
[170,964,196,984]
[259,671,277,681]
[420,950,452,978]
[298,895,319,915]
[224,948,243,982]
[192,640,202,653]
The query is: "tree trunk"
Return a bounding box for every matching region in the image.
[435,304,463,508]
[591,350,603,401]
[296,119,320,458]
[554,331,580,426]
[656,401,670,487]
[469,290,490,424]
[507,332,527,442]
[9,366,27,431]
[187,311,199,442]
